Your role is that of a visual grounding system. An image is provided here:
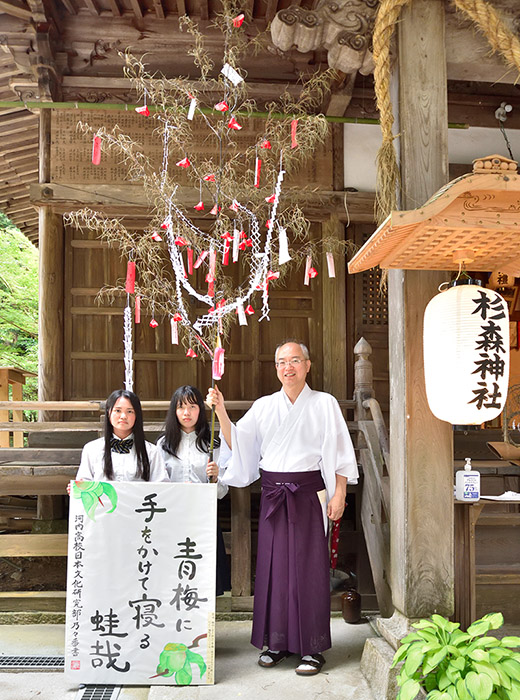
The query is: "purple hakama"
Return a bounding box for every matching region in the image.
[252,469,331,656]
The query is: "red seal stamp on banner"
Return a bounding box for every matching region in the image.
[70,660,80,670]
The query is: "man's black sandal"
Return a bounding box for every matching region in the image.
[258,649,292,668]
[295,654,326,676]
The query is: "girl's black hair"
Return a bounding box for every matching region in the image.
[103,389,150,481]
[161,385,219,457]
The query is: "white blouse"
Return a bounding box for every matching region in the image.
[76,435,169,482]
[157,431,228,499]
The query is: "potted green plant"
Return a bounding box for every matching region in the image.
[391,612,520,700]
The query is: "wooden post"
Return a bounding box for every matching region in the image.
[388,0,453,620]
[323,215,347,397]
[38,109,65,421]
[11,380,24,448]
[230,486,251,597]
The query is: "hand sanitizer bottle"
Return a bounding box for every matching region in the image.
[456,457,480,501]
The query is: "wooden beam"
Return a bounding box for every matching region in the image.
[175,0,184,17]
[0,534,67,556]
[58,0,76,14]
[83,0,100,15]
[154,0,165,18]
[129,0,143,19]
[0,0,31,21]
[199,0,208,21]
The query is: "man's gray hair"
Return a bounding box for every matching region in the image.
[274,340,310,361]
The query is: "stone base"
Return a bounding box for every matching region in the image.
[360,612,422,700]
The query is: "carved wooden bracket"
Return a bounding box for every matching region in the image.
[270,0,377,75]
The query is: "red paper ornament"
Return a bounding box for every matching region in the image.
[161,219,169,230]
[265,194,276,203]
[187,248,193,275]
[151,232,163,242]
[203,174,216,182]
[172,313,182,322]
[149,318,159,328]
[260,139,272,150]
[125,261,136,294]
[176,157,191,168]
[229,200,239,212]
[214,101,229,112]
[194,201,205,211]
[254,157,261,187]
[92,135,101,165]
[308,267,318,278]
[174,236,188,246]
[186,348,198,358]
[291,119,298,149]
[245,304,255,315]
[209,204,220,215]
[232,13,245,27]
[228,116,242,130]
[266,220,271,228]
[135,105,150,116]
[135,295,141,324]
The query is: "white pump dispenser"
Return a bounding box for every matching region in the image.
[456,457,480,501]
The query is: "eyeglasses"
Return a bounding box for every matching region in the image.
[275,358,306,368]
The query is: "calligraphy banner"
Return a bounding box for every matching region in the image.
[65,482,217,685]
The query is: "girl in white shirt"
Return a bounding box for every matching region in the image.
[76,389,169,483]
[157,385,230,594]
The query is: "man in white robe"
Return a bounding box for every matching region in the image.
[207,341,358,675]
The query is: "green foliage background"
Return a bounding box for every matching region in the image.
[0,212,38,401]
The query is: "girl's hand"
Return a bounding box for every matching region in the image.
[205,385,225,413]
[206,460,218,482]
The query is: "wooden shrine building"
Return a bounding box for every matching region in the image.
[1,1,520,697]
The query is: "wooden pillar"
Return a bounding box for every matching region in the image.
[0,369,9,448]
[323,215,347,397]
[388,0,453,619]
[38,109,64,421]
[230,486,251,597]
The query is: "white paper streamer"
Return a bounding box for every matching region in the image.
[187,97,197,121]
[171,317,179,345]
[326,252,336,278]
[221,63,243,86]
[232,228,239,263]
[123,304,133,391]
[237,300,247,326]
[278,227,291,265]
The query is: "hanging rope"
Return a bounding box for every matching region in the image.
[373,0,520,225]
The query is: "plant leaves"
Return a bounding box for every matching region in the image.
[456,678,473,700]
[175,660,193,685]
[467,620,492,638]
[392,642,413,667]
[499,658,520,682]
[481,613,504,630]
[471,661,500,686]
[465,671,493,700]
[500,637,520,649]
[423,648,448,675]
[470,649,490,663]
[398,678,421,700]
[404,646,425,677]
[186,648,207,678]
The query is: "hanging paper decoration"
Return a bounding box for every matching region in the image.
[186,348,198,358]
[254,157,262,187]
[260,139,272,149]
[304,255,312,286]
[203,174,216,182]
[423,282,510,426]
[176,157,191,168]
[229,200,239,212]
[232,228,239,263]
[135,296,141,324]
[326,252,336,278]
[151,232,163,242]
[265,194,276,204]
[221,232,232,266]
[91,135,101,165]
[228,116,242,130]
[187,97,197,121]
[123,304,133,391]
[171,313,182,345]
[232,13,245,27]
[125,261,136,294]
[214,101,229,112]
[149,318,159,328]
[212,346,225,380]
[278,227,291,265]
[209,204,220,215]
[308,267,318,279]
[236,300,247,326]
[135,105,150,116]
[245,304,255,315]
[161,219,170,230]
[291,119,298,149]
[193,250,208,269]
[221,63,243,86]
[174,236,188,246]
[187,248,193,275]
[194,201,204,211]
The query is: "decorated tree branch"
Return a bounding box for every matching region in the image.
[66,1,345,408]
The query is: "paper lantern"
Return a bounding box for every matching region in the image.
[423,281,510,426]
